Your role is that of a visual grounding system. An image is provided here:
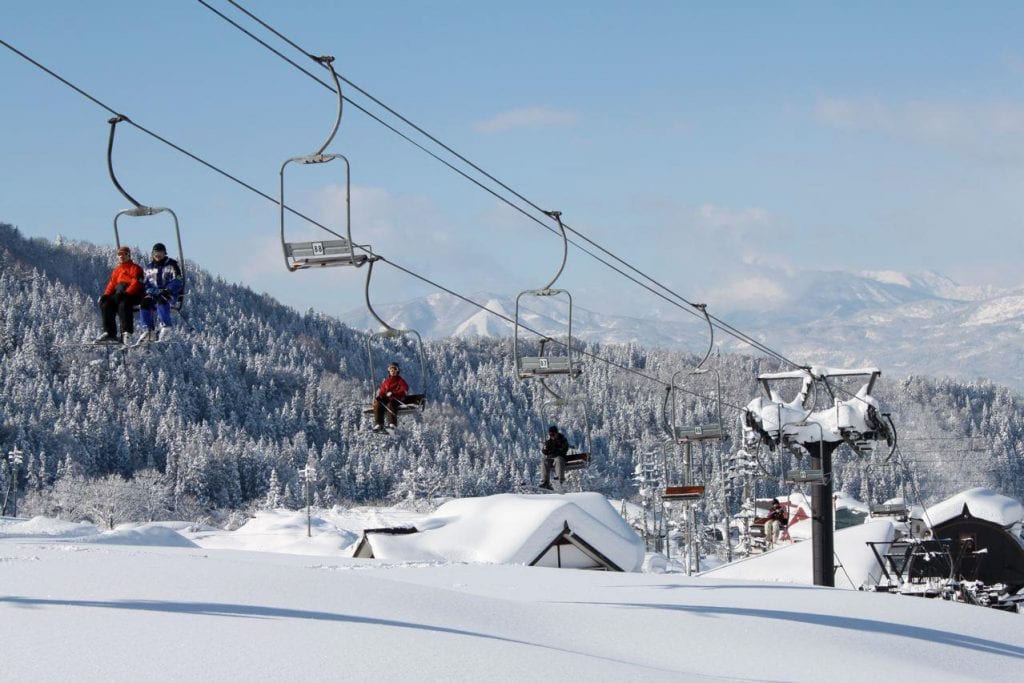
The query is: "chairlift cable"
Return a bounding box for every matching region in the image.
[0,38,346,247]
[0,37,742,409]
[378,255,746,409]
[195,0,803,370]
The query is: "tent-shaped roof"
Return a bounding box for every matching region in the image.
[353,493,644,572]
[925,487,1024,529]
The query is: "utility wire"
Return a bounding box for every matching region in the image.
[0,36,744,411]
[203,0,803,369]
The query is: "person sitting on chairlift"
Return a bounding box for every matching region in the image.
[372,362,409,433]
[539,425,570,491]
[136,242,183,344]
[95,246,144,344]
[765,498,787,548]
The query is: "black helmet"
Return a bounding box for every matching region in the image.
[152,242,167,254]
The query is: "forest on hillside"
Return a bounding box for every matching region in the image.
[2,223,1023,527]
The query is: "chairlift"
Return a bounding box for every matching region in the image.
[662,485,706,502]
[784,468,826,486]
[513,211,576,378]
[280,55,369,271]
[107,115,186,313]
[361,259,426,423]
[537,377,592,481]
[660,304,726,500]
[869,502,909,519]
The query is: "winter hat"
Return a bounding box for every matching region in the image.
[116,246,131,256]
[152,242,167,254]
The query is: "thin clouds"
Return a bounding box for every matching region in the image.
[474,106,579,134]
[1006,52,1024,78]
[814,95,1024,162]
[704,275,791,311]
[814,97,895,133]
[693,203,773,241]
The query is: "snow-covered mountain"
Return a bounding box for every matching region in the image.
[341,270,1024,391]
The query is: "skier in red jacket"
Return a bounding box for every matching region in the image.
[94,246,145,344]
[372,363,409,432]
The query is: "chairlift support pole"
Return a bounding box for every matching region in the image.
[782,418,837,587]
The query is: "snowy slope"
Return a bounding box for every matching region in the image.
[3,506,1023,681]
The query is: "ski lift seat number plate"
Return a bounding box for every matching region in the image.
[520,356,571,375]
[285,239,366,268]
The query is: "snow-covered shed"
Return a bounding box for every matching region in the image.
[352,493,645,572]
[924,487,1024,593]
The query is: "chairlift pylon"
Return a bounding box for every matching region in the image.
[279,55,369,271]
[107,115,186,313]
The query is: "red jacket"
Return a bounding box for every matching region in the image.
[103,261,145,297]
[377,375,409,400]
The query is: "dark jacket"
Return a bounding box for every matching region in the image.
[542,432,569,458]
[767,503,787,525]
[144,256,184,297]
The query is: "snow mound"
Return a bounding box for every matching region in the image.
[925,487,1024,528]
[191,509,359,555]
[704,519,897,589]
[0,516,99,538]
[77,525,198,548]
[364,492,645,571]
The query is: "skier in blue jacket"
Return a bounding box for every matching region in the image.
[136,242,183,343]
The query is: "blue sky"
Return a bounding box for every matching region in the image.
[3,1,1023,322]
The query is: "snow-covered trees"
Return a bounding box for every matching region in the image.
[2,223,1024,524]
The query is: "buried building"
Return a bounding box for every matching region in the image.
[353,492,645,572]
[924,487,1024,595]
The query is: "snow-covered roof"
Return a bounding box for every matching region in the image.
[925,487,1024,528]
[360,492,645,571]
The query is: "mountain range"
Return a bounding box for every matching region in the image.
[342,269,1024,391]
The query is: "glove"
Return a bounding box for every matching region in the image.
[98,294,109,305]
[386,392,393,397]
[158,289,172,304]
[114,283,127,295]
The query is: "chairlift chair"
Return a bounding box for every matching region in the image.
[513,211,577,379]
[538,380,592,481]
[280,56,369,271]
[106,115,186,313]
[361,259,427,423]
[660,312,726,500]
